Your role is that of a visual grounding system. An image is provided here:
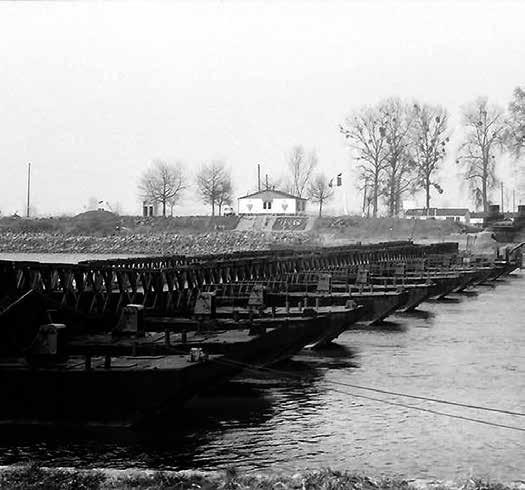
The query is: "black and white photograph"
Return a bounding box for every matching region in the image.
[0,1,523,488]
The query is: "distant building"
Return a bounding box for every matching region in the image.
[405,207,470,224]
[237,189,307,215]
[469,211,487,227]
[470,206,520,228]
[142,201,158,217]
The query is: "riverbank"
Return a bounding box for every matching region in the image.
[0,465,522,490]
[0,213,473,255]
[0,230,317,254]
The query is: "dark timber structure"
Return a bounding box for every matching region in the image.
[0,241,458,318]
[0,240,521,428]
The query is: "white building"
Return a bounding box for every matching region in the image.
[237,189,307,215]
[469,211,486,227]
[405,208,470,224]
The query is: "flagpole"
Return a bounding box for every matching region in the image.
[343,176,348,215]
[26,162,31,218]
[336,172,347,215]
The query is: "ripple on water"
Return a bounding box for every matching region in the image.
[0,272,524,480]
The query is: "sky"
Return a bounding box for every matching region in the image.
[0,0,524,217]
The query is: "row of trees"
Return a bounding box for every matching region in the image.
[138,88,524,217]
[138,146,338,217]
[139,160,233,217]
[340,88,525,215]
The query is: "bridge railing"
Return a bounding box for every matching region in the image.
[0,242,459,317]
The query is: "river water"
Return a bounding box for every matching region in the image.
[0,253,523,481]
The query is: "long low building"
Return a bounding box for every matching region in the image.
[405,207,470,224]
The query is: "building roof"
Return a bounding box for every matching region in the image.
[405,207,469,217]
[470,211,488,219]
[238,189,306,201]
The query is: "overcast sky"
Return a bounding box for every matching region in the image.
[1,0,524,216]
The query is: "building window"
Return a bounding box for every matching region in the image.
[263,201,272,210]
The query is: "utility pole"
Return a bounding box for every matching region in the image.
[500,182,504,214]
[257,164,261,191]
[26,162,31,218]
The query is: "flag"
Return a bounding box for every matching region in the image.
[328,178,334,188]
[336,173,342,186]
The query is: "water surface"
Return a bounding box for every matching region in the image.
[0,256,523,480]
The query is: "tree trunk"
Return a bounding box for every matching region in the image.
[482,164,488,212]
[425,175,431,213]
[319,199,323,217]
[373,173,378,218]
[211,201,215,216]
[389,176,396,217]
[162,200,166,217]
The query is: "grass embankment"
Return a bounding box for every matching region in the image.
[0,212,471,254]
[0,466,519,490]
[315,216,469,243]
[0,213,241,236]
[0,212,316,254]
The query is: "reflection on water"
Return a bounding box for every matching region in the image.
[0,261,523,480]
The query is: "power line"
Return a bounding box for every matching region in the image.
[222,359,525,417]
[324,376,525,417]
[327,387,525,432]
[196,355,525,433]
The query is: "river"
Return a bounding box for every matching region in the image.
[0,253,523,481]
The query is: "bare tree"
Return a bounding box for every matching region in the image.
[287,145,318,198]
[339,106,387,217]
[216,178,233,216]
[308,173,334,217]
[410,103,450,212]
[381,98,417,216]
[340,106,389,217]
[167,196,178,217]
[505,87,525,158]
[359,176,374,217]
[196,160,233,216]
[457,97,506,212]
[138,159,186,217]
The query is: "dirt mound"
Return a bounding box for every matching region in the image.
[70,210,121,235]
